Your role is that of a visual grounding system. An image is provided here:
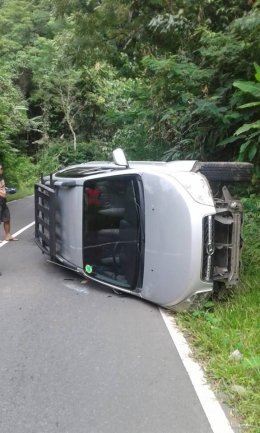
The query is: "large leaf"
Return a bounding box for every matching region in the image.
[255,72,260,83]
[233,81,260,98]
[240,141,250,153]
[254,62,260,74]
[248,143,258,161]
[217,135,242,147]
[234,121,260,135]
[238,102,260,109]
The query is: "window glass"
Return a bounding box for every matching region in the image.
[56,167,109,178]
[83,176,141,289]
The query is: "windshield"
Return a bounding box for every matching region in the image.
[83,175,144,290]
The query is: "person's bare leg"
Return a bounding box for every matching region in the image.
[4,221,18,241]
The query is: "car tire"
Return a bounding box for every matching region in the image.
[193,162,253,182]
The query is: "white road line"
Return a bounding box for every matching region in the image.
[160,308,236,433]
[0,221,35,247]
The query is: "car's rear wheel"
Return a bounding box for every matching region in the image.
[193,162,253,182]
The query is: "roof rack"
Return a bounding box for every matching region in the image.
[55,166,126,179]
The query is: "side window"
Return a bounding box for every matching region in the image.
[83,176,141,289]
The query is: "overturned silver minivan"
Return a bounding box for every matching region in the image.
[34,149,253,310]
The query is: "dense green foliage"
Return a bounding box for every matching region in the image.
[0,0,260,184]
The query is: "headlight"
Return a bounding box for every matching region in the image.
[174,172,214,206]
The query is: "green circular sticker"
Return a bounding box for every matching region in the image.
[85,264,93,274]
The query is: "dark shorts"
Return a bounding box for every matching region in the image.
[0,204,10,223]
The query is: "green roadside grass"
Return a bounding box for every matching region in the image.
[174,198,260,433]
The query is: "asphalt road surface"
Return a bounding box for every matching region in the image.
[0,196,218,433]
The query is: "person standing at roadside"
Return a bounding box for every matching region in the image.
[0,163,19,242]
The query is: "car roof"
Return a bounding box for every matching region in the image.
[56,160,197,176]
[41,159,198,186]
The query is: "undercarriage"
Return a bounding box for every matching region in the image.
[203,184,243,295]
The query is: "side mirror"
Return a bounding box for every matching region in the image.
[113,148,129,168]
